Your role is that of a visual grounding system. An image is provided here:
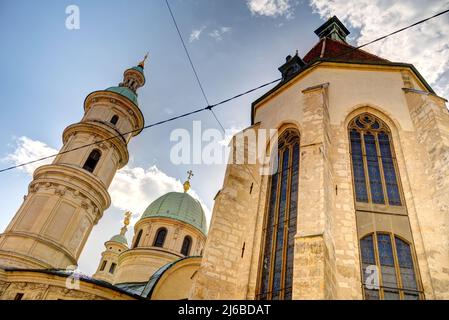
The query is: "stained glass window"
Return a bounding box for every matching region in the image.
[360,235,379,300]
[350,130,368,202]
[348,114,402,207]
[258,129,300,300]
[360,233,421,300]
[379,133,401,205]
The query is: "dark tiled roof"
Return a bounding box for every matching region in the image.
[303,38,389,64]
[2,267,145,299]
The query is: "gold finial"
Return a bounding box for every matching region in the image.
[183,170,194,193]
[138,52,149,68]
[120,211,132,235]
[123,211,131,226]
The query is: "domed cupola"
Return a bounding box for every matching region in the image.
[113,171,208,284]
[140,191,207,235]
[92,211,131,284]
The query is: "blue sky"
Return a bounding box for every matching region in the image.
[1,0,448,274]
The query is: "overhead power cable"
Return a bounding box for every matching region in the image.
[165,0,260,185]
[0,78,281,174]
[165,0,210,106]
[1,8,448,174]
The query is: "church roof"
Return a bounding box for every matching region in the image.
[130,65,144,75]
[302,37,389,64]
[109,234,128,245]
[2,268,145,300]
[250,17,436,124]
[140,192,207,235]
[105,86,139,106]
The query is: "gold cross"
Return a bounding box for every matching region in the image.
[187,170,194,181]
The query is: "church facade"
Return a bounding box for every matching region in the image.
[0,17,448,300]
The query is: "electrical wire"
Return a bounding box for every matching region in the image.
[1,8,448,174]
[165,0,261,186]
[0,79,280,173]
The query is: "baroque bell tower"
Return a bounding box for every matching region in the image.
[0,57,147,269]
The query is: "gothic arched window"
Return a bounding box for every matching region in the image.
[349,114,402,207]
[360,233,421,300]
[83,149,101,173]
[133,229,143,249]
[181,236,192,256]
[153,228,167,248]
[257,129,300,300]
[110,115,119,125]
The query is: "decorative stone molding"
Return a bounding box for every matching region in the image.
[29,183,39,193]
[55,186,66,197]
[0,282,9,297]
[17,282,27,290]
[402,87,448,103]
[80,200,89,210]
[98,142,108,150]
[173,225,181,240]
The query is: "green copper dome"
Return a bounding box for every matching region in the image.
[130,66,144,75]
[109,234,128,245]
[141,192,207,235]
[105,86,138,106]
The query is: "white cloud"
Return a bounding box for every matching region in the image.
[189,25,206,43]
[3,136,212,229]
[247,0,294,18]
[2,136,57,175]
[309,0,449,98]
[110,165,212,226]
[209,26,232,41]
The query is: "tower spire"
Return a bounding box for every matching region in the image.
[0,58,145,270]
[138,52,149,68]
